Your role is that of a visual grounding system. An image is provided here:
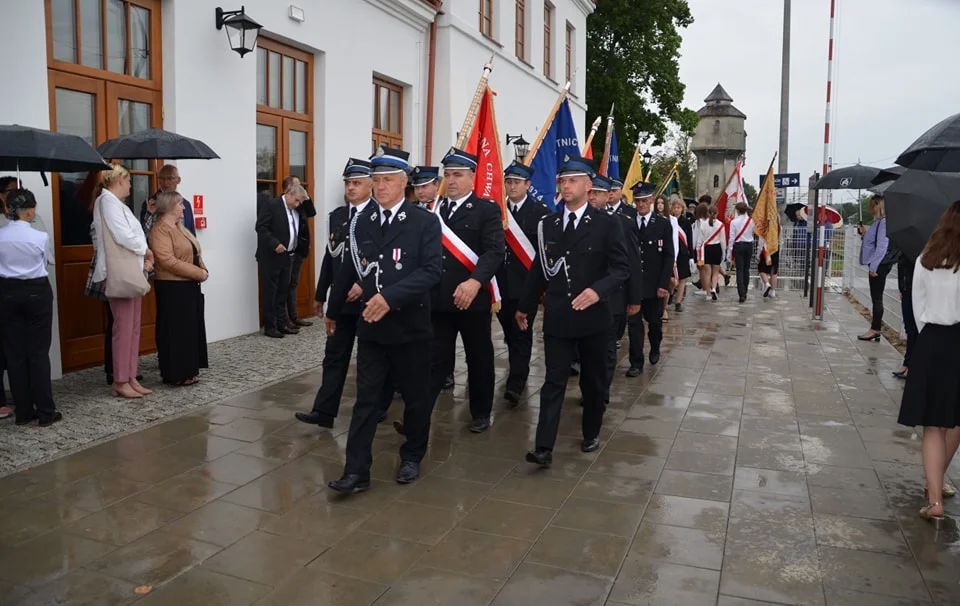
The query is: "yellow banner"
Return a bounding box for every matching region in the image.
[752,161,780,256]
[622,144,643,205]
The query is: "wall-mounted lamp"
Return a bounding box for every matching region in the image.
[215,5,263,58]
[506,134,530,160]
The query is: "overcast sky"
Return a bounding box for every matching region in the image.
[676,0,960,201]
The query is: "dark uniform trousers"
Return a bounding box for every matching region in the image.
[733,241,753,299]
[629,299,663,367]
[260,253,293,332]
[345,338,432,476]
[429,311,494,420]
[0,278,56,423]
[605,313,625,402]
[538,331,607,450]
[311,312,393,418]
[286,254,304,322]
[496,299,536,392]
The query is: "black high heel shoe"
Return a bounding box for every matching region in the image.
[857,333,881,342]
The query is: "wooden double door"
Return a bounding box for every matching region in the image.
[51,71,162,371]
[256,112,316,321]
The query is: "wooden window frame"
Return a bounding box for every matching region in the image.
[372,77,404,152]
[479,0,494,39]
[44,0,163,91]
[543,2,553,80]
[515,0,526,62]
[256,37,313,120]
[565,21,574,86]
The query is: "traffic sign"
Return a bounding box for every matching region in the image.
[760,172,802,188]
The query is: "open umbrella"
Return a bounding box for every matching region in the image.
[895,112,960,173]
[884,170,960,260]
[0,124,111,175]
[97,128,220,160]
[813,164,883,191]
[785,203,805,223]
[869,166,907,194]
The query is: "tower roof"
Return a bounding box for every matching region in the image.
[697,83,746,119]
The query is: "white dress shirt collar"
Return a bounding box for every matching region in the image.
[562,202,588,229]
[608,201,622,213]
[350,198,372,216]
[637,209,654,226]
[379,200,405,225]
[508,195,527,213]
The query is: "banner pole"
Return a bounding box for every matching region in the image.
[522,81,572,165]
[437,57,495,198]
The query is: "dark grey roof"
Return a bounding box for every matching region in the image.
[704,84,733,103]
[697,83,746,119]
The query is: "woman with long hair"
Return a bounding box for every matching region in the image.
[92,165,154,399]
[693,203,726,300]
[150,192,209,386]
[897,200,960,521]
[857,195,892,341]
[669,198,693,312]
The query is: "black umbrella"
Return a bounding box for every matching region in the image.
[813,164,883,191]
[895,112,960,172]
[0,124,111,174]
[785,203,805,223]
[869,166,907,194]
[97,128,220,160]
[884,170,960,260]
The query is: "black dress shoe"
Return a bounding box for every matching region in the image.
[569,363,581,376]
[581,437,600,453]
[328,474,370,494]
[292,318,313,327]
[857,333,881,342]
[504,387,522,405]
[525,448,553,468]
[15,415,37,426]
[280,325,299,335]
[393,420,406,436]
[626,366,642,377]
[442,374,455,390]
[39,412,63,428]
[295,411,335,428]
[674,303,683,312]
[265,329,285,338]
[470,418,491,433]
[396,461,420,484]
[649,351,661,366]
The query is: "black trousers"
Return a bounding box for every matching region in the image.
[616,314,627,341]
[0,278,56,423]
[628,297,663,368]
[496,298,536,393]
[733,241,753,299]
[286,254,304,322]
[901,288,918,367]
[344,339,432,477]
[537,331,608,450]
[312,313,393,417]
[868,265,891,331]
[430,311,494,421]
[259,254,293,332]
[605,314,625,402]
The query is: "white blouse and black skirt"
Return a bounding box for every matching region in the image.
[898,259,960,428]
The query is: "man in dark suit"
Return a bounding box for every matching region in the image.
[429,147,505,433]
[256,184,308,338]
[626,183,675,376]
[606,179,637,347]
[517,155,635,467]
[326,146,442,493]
[282,175,317,328]
[497,160,550,404]
[295,158,391,427]
[589,175,643,404]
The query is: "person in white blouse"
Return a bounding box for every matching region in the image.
[92,165,155,399]
[0,189,61,427]
[692,203,726,300]
[726,202,755,303]
[897,200,960,522]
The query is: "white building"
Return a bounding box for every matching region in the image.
[0,0,592,378]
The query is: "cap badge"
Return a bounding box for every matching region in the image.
[398,211,407,222]
[374,147,385,158]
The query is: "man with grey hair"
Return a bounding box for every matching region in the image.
[140,164,196,239]
[280,175,316,328]
[256,183,308,338]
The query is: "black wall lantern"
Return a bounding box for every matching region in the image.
[215,6,262,58]
[506,134,530,160]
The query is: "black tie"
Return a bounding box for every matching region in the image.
[640,216,647,233]
[381,209,391,236]
[349,206,357,222]
[511,204,519,217]
[446,201,456,222]
[564,212,577,239]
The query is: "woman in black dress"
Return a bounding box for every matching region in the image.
[669,198,692,312]
[897,200,960,521]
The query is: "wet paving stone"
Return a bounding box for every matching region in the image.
[0,295,951,604]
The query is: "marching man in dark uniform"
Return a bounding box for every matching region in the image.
[496,160,550,404]
[517,155,633,467]
[326,146,442,493]
[608,178,626,209]
[626,183,675,376]
[410,166,440,210]
[295,158,391,428]
[607,182,637,220]
[429,147,505,433]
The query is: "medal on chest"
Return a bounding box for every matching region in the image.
[393,248,402,270]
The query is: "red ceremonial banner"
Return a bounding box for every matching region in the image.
[466,86,506,224]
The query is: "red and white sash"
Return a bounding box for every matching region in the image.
[505,211,536,270]
[732,218,753,245]
[434,205,502,306]
[697,223,725,264]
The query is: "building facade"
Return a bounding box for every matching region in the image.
[0,0,592,378]
[691,84,747,201]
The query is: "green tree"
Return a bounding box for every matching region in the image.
[586,0,699,160]
[644,130,696,197]
[743,181,758,204]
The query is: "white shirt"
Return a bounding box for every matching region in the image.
[668,215,680,262]
[283,195,300,250]
[728,214,754,248]
[508,196,527,214]
[446,193,471,217]
[380,200,406,226]
[636,210,654,230]
[693,218,727,257]
[0,214,54,264]
[92,190,148,282]
[912,258,960,332]
[349,198,372,220]
[0,220,50,279]
[562,202,588,230]
[608,201,622,214]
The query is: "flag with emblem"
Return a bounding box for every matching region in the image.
[656,162,683,198]
[600,121,620,180]
[465,85,506,223]
[752,158,780,256]
[715,159,746,226]
[622,139,644,205]
[527,98,580,210]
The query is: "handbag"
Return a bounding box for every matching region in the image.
[100,205,151,299]
[83,253,107,301]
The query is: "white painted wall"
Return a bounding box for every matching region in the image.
[0,0,63,378]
